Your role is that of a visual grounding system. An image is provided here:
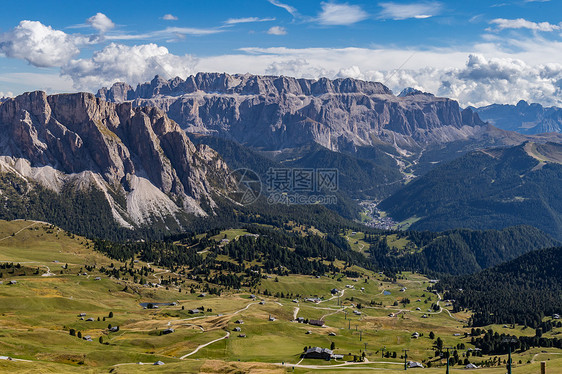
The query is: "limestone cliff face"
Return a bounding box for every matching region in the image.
[98,73,486,152]
[0,91,232,228]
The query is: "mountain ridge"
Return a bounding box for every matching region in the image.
[97,73,488,153]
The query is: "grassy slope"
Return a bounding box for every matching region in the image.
[0,220,560,373]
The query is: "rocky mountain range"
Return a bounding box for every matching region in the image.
[4,74,562,238]
[97,73,489,153]
[472,100,562,135]
[0,91,234,231]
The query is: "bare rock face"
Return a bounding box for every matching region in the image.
[98,73,486,152]
[0,91,232,228]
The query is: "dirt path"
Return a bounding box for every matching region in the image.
[41,265,55,277]
[274,360,404,370]
[0,356,33,363]
[321,289,345,304]
[0,222,39,242]
[293,307,300,320]
[321,307,347,320]
[531,352,562,363]
[179,331,230,359]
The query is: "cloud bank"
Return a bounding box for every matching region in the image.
[3,16,562,107]
[61,43,197,89]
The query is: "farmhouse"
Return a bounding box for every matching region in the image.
[233,327,241,332]
[309,319,324,327]
[188,309,201,314]
[235,319,244,324]
[408,361,424,368]
[161,328,174,335]
[302,347,333,360]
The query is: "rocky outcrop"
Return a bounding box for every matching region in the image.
[0,91,233,228]
[98,73,486,152]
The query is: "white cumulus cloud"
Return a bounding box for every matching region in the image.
[267,26,287,35]
[87,13,115,34]
[61,43,197,90]
[0,20,86,67]
[162,14,178,21]
[318,2,368,25]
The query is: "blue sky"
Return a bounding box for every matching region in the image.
[1,0,562,106]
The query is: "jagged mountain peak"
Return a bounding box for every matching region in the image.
[98,72,396,101]
[397,87,434,97]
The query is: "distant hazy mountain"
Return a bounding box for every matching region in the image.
[0,91,234,236]
[380,142,562,240]
[472,100,562,134]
